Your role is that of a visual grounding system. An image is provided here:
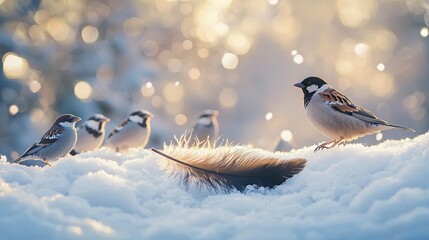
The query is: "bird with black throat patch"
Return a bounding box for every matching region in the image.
[294,76,415,152]
[189,110,219,146]
[71,114,110,155]
[104,110,153,152]
[13,114,81,166]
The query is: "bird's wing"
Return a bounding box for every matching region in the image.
[319,88,388,126]
[17,126,64,160]
[108,119,128,138]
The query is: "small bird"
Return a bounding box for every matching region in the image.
[294,76,414,151]
[104,110,153,152]
[71,114,110,155]
[13,114,81,166]
[189,110,219,146]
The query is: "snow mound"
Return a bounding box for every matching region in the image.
[1,133,429,239]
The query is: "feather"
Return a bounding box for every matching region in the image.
[151,136,307,193]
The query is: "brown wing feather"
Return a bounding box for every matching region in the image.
[319,88,388,126]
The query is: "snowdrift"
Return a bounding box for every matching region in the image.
[1,133,429,239]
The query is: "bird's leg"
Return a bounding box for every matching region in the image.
[330,137,344,148]
[338,139,349,147]
[314,139,336,152]
[43,160,52,167]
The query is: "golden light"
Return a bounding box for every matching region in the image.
[265,112,273,120]
[167,58,182,72]
[30,108,44,123]
[222,52,239,70]
[163,82,184,102]
[9,104,19,115]
[123,17,144,37]
[227,33,252,55]
[81,25,99,43]
[281,130,293,142]
[335,58,353,76]
[197,48,210,58]
[337,0,377,28]
[293,54,304,64]
[219,88,238,108]
[420,27,429,37]
[180,3,193,15]
[29,80,42,93]
[29,25,47,42]
[370,73,394,97]
[268,0,279,5]
[188,68,200,80]
[174,114,188,126]
[34,9,50,25]
[354,43,369,57]
[376,63,385,72]
[47,17,74,43]
[2,52,29,79]
[182,40,193,50]
[151,95,164,108]
[140,82,155,97]
[74,81,93,100]
[215,22,230,37]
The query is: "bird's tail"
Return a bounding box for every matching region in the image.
[387,124,415,132]
[12,157,21,164]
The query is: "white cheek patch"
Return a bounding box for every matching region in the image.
[86,120,99,131]
[306,84,319,93]
[129,115,144,124]
[198,117,212,126]
[59,121,74,127]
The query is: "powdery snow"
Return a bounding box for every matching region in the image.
[1,133,429,240]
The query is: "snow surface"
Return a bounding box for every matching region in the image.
[1,133,429,240]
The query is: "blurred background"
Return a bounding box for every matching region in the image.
[0,0,428,160]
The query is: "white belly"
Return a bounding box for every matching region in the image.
[306,96,379,141]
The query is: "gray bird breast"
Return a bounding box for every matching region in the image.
[107,122,150,150]
[74,128,104,153]
[306,94,377,141]
[41,127,77,162]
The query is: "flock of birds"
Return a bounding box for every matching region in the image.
[9,76,414,167]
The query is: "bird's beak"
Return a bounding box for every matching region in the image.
[213,110,219,116]
[103,117,111,122]
[73,116,81,122]
[294,82,305,88]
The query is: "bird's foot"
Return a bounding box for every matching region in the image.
[314,138,344,152]
[314,142,333,152]
[43,160,52,167]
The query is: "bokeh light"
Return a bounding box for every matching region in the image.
[82,26,99,43]
[74,81,93,101]
[222,53,239,70]
[281,130,293,142]
[2,52,29,79]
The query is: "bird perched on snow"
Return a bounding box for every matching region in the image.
[294,76,414,151]
[13,114,81,166]
[189,110,219,146]
[104,110,153,152]
[70,114,110,155]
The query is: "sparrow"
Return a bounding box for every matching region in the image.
[13,114,81,166]
[189,110,219,146]
[70,114,110,155]
[294,76,415,151]
[104,110,153,152]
